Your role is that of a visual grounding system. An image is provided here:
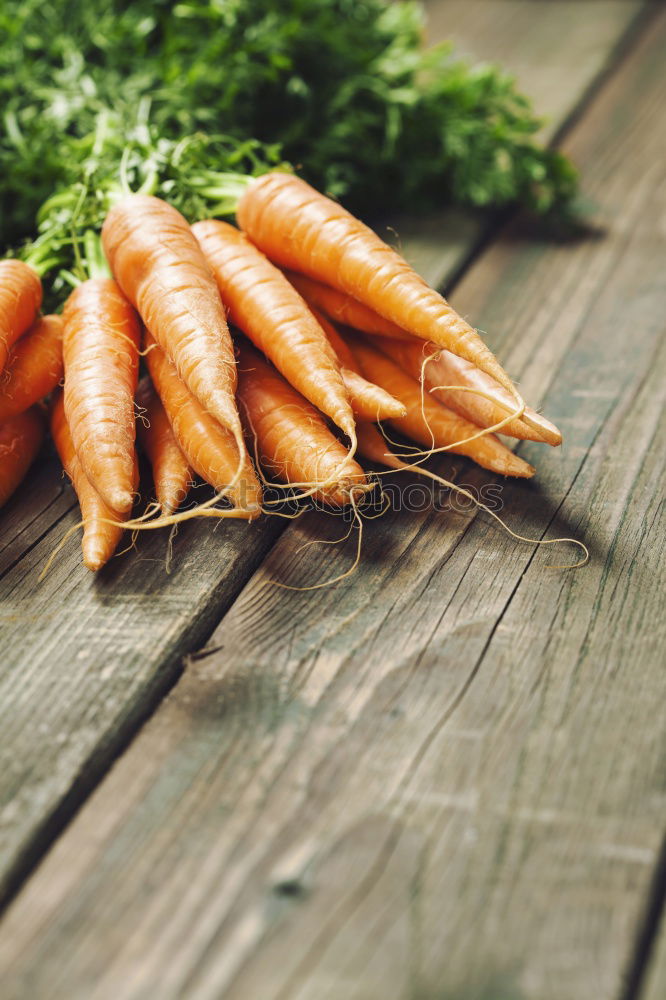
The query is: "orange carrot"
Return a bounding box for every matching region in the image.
[355,422,407,472]
[375,336,562,446]
[102,196,244,453]
[0,315,63,422]
[284,270,409,340]
[237,342,367,507]
[191,219,356,440]
[136,376,192,514]
[351,339,535,478]
[145,330,262,517]
[51,392,136,571]
[62,278,140,513]
[309,306,406,422]
[0,405,44,508]
[237,173,516,395]
[0,260,43,374]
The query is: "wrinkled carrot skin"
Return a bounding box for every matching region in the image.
[237,173,513,392]
[351,339,535,478]
[102,196,243,443]
[145,331,262,517]
[63,278,140,513]
[136,376,192,514]
[237,342,367,507]
[51,393,135,571]
[376,336,562,446]
[0,260,43,374]
[191,219,355,439]
[0,315,63,422]
[285,270,408,340]
[309,307,406,422]
[0,405,44,508]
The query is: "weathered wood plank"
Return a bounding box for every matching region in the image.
[1,7,663,999]
[0,0,642,913]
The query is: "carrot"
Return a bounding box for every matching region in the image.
[0,315,63,422]
[102,196,245,454]
[62,278,140,513]
[0,260,43,374]
[237,173,517,396]
[0,405,44,508]
[136,376,192,514]
[237,342,367,507]
[309,306,406,422]
[355,422,407,472]
[284,270,409,340]
[191,219,356,441]
[145,330,262,517]
[51,392,136,571]
[350,339,535,478]
[374,336,562,447]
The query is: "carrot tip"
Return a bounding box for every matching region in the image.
[108,489,134,513]
[83,550,107,572]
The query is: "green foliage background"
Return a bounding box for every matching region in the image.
[0,0,578,250]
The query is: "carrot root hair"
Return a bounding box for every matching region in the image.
[270,487,366,591]
[360,430,588,570]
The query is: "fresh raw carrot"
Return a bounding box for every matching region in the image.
[145,330,262,517]
[0,259,43,374]
[136,376,192,514]
[51,392,136,571]
[62,278,140,513]
[102,195,245,451]
[191,219,356,440]
[237,173,516,395]
[0,405,44,508]
[375,336,562,446]
[309,306,406,422]
[0,315,63,422]
[284,270,409,340]
[350,339,535,478]
[237,342,367,507]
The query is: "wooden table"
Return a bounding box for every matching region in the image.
[1,3,664,998]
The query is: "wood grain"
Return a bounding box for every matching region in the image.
[0,0,643,915]
[1,6,663,999]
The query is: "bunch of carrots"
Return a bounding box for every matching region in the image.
[0,171,564,574]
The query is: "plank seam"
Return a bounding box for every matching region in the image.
[621,830,666,1000]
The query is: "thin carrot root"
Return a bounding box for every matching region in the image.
[270,487,366,591]
[356,423,587,569]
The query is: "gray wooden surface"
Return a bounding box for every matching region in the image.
[0,3,663,999]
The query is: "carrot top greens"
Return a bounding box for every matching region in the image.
[2,0,578,251]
